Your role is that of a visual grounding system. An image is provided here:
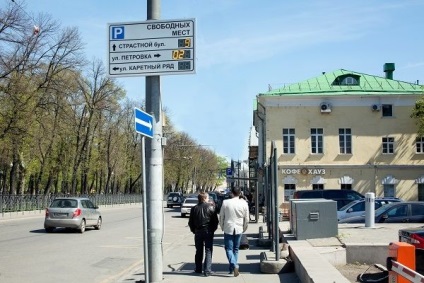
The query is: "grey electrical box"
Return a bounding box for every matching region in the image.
[290,199,338,240]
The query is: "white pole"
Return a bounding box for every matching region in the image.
[141,136,149,283]
[365,192,375,228]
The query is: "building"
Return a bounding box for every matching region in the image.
[253,63,424,203]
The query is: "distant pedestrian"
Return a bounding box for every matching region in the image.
[219,187,249,277]
[188,192,219,277]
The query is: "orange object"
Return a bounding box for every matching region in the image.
[388,242,416,283]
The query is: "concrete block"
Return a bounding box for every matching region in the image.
[345,243,388,265]
[260,252,294,274]
[288,240,350,283]
[315,246,346,266]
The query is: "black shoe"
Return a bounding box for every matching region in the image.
[194,270,202,274]
[203,272,211,277]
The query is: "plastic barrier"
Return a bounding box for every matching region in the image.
[388,259,424,283]
[387,242,423,283]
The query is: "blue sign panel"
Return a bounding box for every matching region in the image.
[111,26,125,40]
[226,168,233,176]
[134,107,153,138]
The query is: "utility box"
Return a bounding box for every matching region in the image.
[290,199,338,240]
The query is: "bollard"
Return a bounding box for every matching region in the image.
[387,242,415,283]
[364,192,375,228]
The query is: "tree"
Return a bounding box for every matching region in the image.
[0,1,222,196]
[411,97,424,137]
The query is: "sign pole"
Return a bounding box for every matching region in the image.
[141,136,150,283]
[146,1,164,282]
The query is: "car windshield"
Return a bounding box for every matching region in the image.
[338,201,359,211]
[374,202,397,216]
[208,193,217,202]
[50,199,77,208]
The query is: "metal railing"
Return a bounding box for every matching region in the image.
[0,194,142,216]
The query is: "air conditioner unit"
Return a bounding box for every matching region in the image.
[320,102,332,113]
[372,104,381,111]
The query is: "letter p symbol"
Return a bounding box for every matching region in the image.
[111,26,125,40]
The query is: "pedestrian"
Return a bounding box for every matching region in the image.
[219,187,249,277]
[188,192,219,277]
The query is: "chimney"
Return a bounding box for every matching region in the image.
[384,63,395,80]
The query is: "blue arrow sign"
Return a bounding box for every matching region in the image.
[134,107,153,138]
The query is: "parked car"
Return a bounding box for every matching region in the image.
[44,197,102,233]
[292,189,364,209]
[398,227,424,274]
[399,227,424,250]
[208,192,220,210]
[166,192,184,208]
[339,201,424,224]
[208,192,218,205]
[180,197,198,218]
[337,197,402,221]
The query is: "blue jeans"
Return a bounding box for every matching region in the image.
[194,230,214,274]
[224,232,242,272]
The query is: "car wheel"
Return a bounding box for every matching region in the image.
[79,219,86,233]
[167,205,170,208]
[181,213,186,218]
[45,227,54,233]
[95,217,102,230]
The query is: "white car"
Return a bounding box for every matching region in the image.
[180,197,197,217]
[337,197,401,221]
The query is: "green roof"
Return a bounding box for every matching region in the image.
[260,69,424,96]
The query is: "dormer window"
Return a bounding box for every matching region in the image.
[341,76,358,85]
[332,74,360,86]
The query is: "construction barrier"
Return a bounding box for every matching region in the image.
[387,242,424,283]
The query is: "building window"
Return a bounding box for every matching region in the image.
[341,76,358,85]
[383,184,395,197]
[339,128,352,154]
[416,137,424,153]
[312,184,324,190]
[311,128,323,154]
[283,128,295,154]
[382,137,395,154]
[382,104,393,117]
[341,184,352,190]
[332,74,360,86]
[284,184,296,201]
[418,184,424,201]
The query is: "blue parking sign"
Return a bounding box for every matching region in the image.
[111,26,125,40]
[226,168,233,176]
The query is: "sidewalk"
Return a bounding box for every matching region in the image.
[116,219,299,283]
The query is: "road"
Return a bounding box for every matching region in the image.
[0,205,153,283]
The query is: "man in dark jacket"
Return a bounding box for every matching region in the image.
[188,192,219,277]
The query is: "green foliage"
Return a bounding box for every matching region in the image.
[411,97,424,137]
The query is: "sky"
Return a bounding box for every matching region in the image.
[8,0,424,161]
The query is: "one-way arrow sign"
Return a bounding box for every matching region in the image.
[134,107,153,138]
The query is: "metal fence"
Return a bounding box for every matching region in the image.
[0,194,142,215]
